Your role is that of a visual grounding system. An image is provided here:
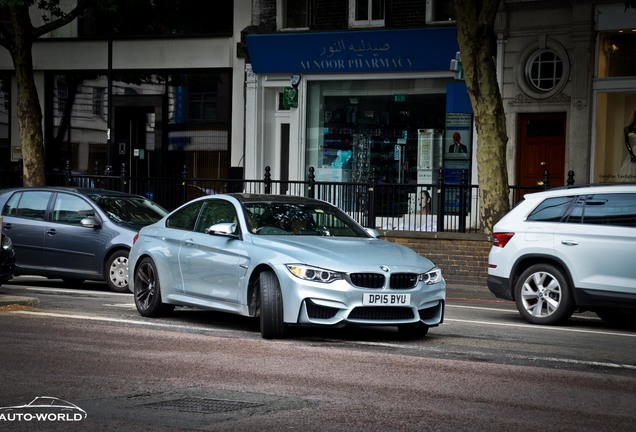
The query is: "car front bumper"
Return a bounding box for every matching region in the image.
[277,267,446,328]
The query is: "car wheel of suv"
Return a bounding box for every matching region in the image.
[259,271,287,339]
[514,264,574,325]
[105,250,130,293]
[133,257,174,317]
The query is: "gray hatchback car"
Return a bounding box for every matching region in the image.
[0,187,167,292]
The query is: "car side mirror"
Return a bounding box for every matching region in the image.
[80,216,100,228]
[206,222,239,238]
[364,228,380,238]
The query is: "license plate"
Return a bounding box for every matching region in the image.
[362,293,411,306]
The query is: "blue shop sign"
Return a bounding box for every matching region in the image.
[246,27,458,74]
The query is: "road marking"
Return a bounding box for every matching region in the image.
[9,310,232,334]
[9,310,636,371]
[444,318,636,338]
[350,340,636,371]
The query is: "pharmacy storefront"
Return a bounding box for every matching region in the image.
[245,27,473,202]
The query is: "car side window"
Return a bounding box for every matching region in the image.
[53,193,95,225]
[166,201,204,230]
[577,193,636,227]
[2,191,51,221]
[526,196,576,222]
[194,200,237,233]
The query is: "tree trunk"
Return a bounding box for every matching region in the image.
[455,0,510,234]
[10,4,46,187]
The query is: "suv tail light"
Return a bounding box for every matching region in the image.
[492,232,514,248]
[133,233,139,245]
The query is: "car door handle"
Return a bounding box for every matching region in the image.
[561,240,578,246]
[47,229,57,236]
[184,238,194,246]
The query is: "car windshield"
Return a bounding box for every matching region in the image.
[90,195,167,227]
[244,201,369,237]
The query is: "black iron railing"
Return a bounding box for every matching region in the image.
[3,161,574,233]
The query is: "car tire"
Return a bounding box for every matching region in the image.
[133,257,174,317]
[397,323,429,339]
[259,270,287,339]
[105,250,130,293]
[514,263,574,325]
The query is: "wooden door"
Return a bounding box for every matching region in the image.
[516,113,566,198]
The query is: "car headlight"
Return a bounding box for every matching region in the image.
[419,267,443,285]
[286,264,343,284]
[1,235,11,251]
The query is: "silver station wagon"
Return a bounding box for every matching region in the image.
[0,187,167,292]
[129,194,446,339]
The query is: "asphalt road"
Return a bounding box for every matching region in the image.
[0,277,635,431]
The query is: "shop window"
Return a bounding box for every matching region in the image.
[598,32,636,78]
[278,0,310,30]
[349,0,385,28]
[426,0,455,23]
[526,50,563,92]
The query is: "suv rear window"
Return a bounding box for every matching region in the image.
[567,193,636,227]
[526,196,576,222]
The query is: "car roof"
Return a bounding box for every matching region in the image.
[523,183,636,200]
[0,186,145,199]
[225,193,331,206]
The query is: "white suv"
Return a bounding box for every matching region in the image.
[487,184,636,325]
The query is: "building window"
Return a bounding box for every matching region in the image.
[188,92,217,122]
[426,0,455,23]
[526,50,563,92]
[278,0,310,30]
[349,0,385,28]
[56,79,68,113]
[515,41,570,101]
[93,88,105,118]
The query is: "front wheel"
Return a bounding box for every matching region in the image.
[514,263,574,325]
[259,271,287,339]
[105,250,130,293]
[133,257,174,317]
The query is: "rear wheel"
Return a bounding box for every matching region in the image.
[133,257,174,317]
[259,271,287,339]
[105,250,130,293]
[514,263,574,325]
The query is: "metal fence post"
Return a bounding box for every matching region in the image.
[181,164,188,204]
[64,160,72,186]
[437,167,445,232]
[567,170,575,186]
[367,169,376,228]
[264,166,272,195]
[542,169,550,190]
[120,163,128,192]
[308,166,315,199]
[459,169,467,233]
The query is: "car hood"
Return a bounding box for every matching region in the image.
[249,235,435,271]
